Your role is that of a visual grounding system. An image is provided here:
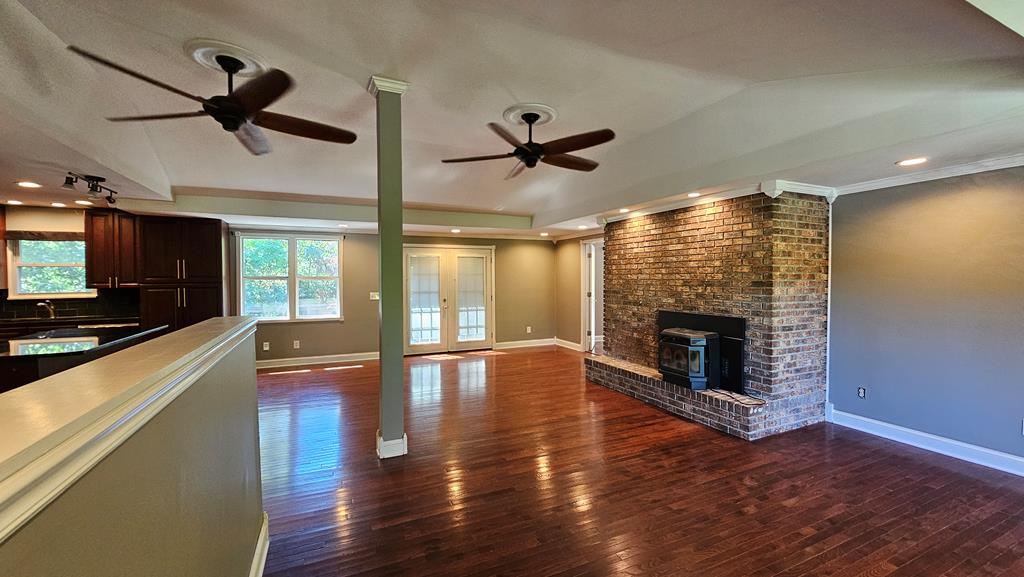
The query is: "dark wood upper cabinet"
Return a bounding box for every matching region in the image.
[180,218,223,284]
[85,209,138,288]
[137,216,222,285]
[114,211,138,286]
[85,210,115,288]
[137,216,185,284]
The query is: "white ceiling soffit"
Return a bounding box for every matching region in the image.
[968,1,1024,38]
[4,0,1024,227]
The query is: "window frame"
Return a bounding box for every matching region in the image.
[237,233,343,323]
[5,239,97,300]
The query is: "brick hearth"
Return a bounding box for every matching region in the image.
[595,191,830,439]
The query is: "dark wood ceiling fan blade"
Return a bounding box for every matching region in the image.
[67,46,205,103]
[541,153,599,172]
[505,161,527,180]
[252,111,357,144]
[541,129,615,156]
[230,69,293,115]
[441,152,516,163]
[488,123,524,147]
[233,122,272,155]
[107,111,208,122]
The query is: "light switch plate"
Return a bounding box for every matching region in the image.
[262,342,270,351]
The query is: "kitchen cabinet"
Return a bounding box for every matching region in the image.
[140,285,222,331]
[138,216,222,285]
[85,209,137,288]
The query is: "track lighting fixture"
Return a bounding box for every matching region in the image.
[63,171,120,206]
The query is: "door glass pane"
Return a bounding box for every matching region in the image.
[456,255,487,342]
[408,255,442,345]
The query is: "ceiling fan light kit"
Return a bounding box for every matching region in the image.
[68,44,357,156]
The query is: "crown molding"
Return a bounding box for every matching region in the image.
[760,179,838,203]
[602,185,760,224]
[367,75,410,96]
[835,153,1024,196]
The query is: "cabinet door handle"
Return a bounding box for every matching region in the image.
[176,287,180,307]
[114,276,118,288]
[108,276,112,287]
[176,259,181,279]
[183,288,187,308]
[182,259,186,279]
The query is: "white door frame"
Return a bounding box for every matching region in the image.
[403,244,495,354]
[580,238,604,353]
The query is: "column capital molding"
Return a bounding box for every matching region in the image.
[367,75,410,97]
[760,179,838,203]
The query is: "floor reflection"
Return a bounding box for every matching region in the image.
[410,362,442,406]
[457,358,487,397]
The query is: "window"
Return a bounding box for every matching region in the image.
[239,235,342,321]
[6,239,96,299]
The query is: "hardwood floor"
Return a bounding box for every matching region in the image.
[257,346,1024,577]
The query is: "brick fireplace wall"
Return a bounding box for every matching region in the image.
[599,192,829,436]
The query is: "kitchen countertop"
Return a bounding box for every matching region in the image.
[1,326,166,357]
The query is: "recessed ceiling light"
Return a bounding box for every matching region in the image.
[577,225,589,230]
[75,200,93,206]
[618,208,630,213]
[450,228,461,233]
[16,181,41,188]
[688,192,701,198]
[50,202,66,207]
[540,232,549,237]
[7,200,23,205]
[337,224,348,228]
[896,157,928,167]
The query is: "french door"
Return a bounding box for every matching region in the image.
[404,246,494,354]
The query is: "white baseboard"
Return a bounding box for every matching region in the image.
[555,338,583,351]
[493,338,556,349]
[255,351,379,369]
[376,431,408,459]
[249,511,269,577]
[831,410,1024,477]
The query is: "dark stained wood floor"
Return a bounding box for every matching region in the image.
[257,346,1024,577]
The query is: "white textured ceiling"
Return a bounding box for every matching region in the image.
[1,0,1023,230]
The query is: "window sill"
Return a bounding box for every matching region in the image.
[252,316,345,325]
[4,291,98,301]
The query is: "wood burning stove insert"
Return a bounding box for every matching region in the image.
[657,310,746,393]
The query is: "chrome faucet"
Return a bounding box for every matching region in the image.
[37,300,56,319]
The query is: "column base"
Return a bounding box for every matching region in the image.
[376,430,408,459]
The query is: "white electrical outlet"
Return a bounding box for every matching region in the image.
[370,291,380,301]
[262,342,270,351]
[526,326,532,334]
[293,340,301,349]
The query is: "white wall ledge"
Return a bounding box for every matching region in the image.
[0,316,258,543]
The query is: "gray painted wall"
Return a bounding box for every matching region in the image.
[831,167,1024,457]
[242,234,558,360]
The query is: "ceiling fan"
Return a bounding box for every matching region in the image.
[442,112,615,179]
[67,46,357,155]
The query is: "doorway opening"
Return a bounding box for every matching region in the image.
[403,245,495,355]
[581,239,604,354]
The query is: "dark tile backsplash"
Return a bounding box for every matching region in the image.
[0,288,139,320]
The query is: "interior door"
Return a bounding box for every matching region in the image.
[405,248,447,355]
[404,246,494,354]
[449,249,493,351]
